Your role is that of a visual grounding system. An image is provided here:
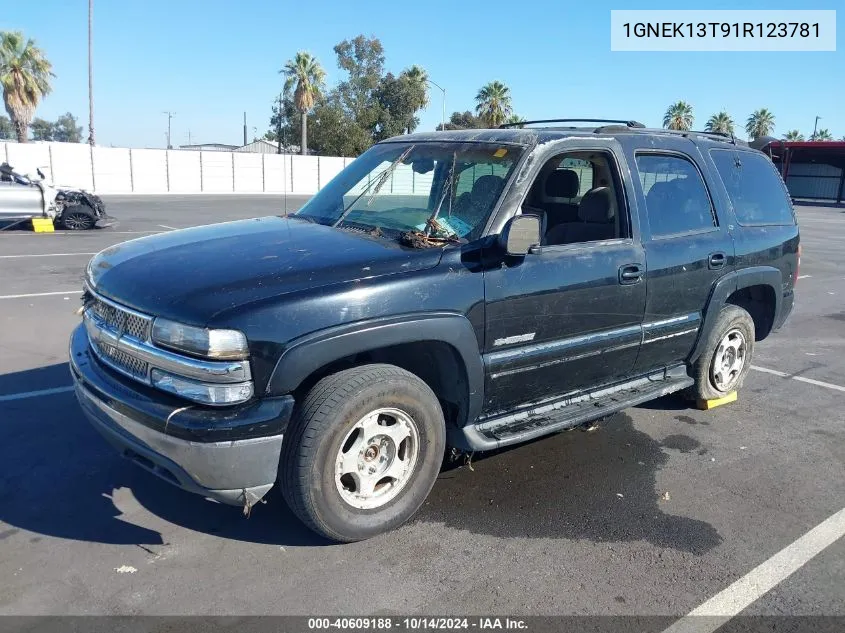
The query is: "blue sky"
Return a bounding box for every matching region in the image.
[3,0,842,148]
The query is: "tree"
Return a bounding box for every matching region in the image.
[475,81,512,128]
[281,51,325,155]
[504,114,526,128]
[745,108,775,140]
[813,128,833,141]
[333,35,385,127]
[0,114,13,139]
[783,130,804,141]
[437,110,484,131]
[0,31,54,143]
[663,101,694,131]
[373,72,427,140]
[402,65,429,110]
[54,112,83,142]
[29,117,53,140]
[705,111,734,135]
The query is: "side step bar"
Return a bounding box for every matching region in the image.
[475,365,693,449]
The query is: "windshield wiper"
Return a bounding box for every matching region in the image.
[423,151,458,237]
[331,145,415,229]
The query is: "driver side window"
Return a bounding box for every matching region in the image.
[522,150,629,246]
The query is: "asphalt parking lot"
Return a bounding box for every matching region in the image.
[0,196,843,620]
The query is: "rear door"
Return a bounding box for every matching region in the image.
[624,138,736,374]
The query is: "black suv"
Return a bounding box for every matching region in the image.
[69,119,799,542]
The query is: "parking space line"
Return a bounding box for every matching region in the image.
[158,224,177,230]
[0,290,80,300]
[662,507,845,633]
[752,365,845,392]
[0,252,97,259]
[792,376,845,393]
[0,386,74,402]
[750,365,789,378]
[797,275,812,279]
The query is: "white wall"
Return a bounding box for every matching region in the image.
[0,141,434,197]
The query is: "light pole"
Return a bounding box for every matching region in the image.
[163,111,175,149]
[811,115,821,141]
[426,78,446,131]
[87,0,94,146]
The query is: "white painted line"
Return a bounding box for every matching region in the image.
[0,386,74,402]
[662,507,845,633]
[0,290,80,300]
[752,365,845,393]
[750,365,789,377]
[158,224,177,230]
[792,376,845,393]
[797,275,812,279]
[0,252,96,259]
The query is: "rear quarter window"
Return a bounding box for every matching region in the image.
[710,149,796,226]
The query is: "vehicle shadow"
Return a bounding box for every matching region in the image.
[2,363,720,553]
[417,410,722,555]
[0,363,329,548]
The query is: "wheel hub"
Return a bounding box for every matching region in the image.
[335,408,420,510]
[711,328,747,392]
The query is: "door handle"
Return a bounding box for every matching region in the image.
[618,264,643,285]
[708,252,727,269]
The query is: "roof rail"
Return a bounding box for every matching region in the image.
[499,118,646,129]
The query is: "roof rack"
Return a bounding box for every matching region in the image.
[499,118,646,129]
[652,128,744,146]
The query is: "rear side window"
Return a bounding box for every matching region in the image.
[635,153,716,237]
[710,149,795,225]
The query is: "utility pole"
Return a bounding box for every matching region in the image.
[87,0,95,145]
[243,112,247,146]
[811,115,821,141]
[276,92,283,154]
[163,111,174,149]
[187,130,192,145]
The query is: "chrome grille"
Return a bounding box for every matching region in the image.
[91,295,150,341]
[92,339,149,379]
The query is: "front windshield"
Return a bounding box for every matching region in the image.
[294,141,523,242]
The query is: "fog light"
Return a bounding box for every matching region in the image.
[150,368,253,405]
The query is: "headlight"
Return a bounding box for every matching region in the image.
[151,318,249,360]
[151,369,254,405]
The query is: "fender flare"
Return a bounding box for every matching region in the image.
[689,266,783,363]
[265,312,485,427]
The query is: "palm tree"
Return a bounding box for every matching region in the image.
[814,128,833,141]
[705,111,734,135]
[663,101,694,131]
[475,81,512,128]
[783,130,804,141]
[0,31,54,143]
[402,65,429,110]
[504,114,525,128]
[281,51,325,155]
[745,108,775,140]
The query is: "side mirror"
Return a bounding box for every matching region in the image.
[499,214,541,256]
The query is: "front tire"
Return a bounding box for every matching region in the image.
[59,205,96,230]
[690,305,755,401]
[280,364,446,542]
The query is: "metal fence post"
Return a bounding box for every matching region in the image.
[165,149,171,192]
[199,151,204,192]
[232,151,236,192]
[129,148,135,193]
[90,143,97,193]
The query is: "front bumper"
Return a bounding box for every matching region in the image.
[70,324,293,507]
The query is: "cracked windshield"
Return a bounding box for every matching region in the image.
[295,142,522,241]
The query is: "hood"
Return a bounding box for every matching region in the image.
[87,216,443,324]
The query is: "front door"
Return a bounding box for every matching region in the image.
[481,145,646,416]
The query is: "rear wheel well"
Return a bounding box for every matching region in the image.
[725,285,776,341]
[292,341,469,431]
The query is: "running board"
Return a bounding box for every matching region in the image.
[475,365,693,447]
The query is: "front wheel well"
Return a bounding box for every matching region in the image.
[292,341,470,430]
[725,284,776,341]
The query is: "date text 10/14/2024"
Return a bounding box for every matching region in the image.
[307,617,529,630]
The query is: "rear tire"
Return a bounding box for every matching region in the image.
[60,205,96,230]
[280,364,446,542]
[690,305,755,401]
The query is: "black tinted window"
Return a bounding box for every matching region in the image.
[710,150,795,225]
[636,154,716,237]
